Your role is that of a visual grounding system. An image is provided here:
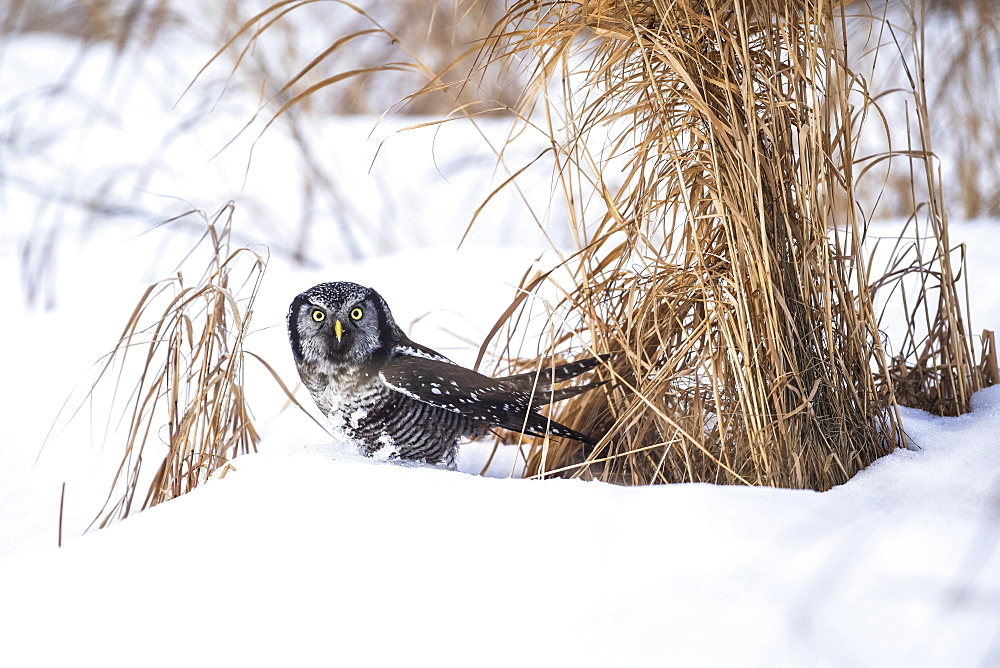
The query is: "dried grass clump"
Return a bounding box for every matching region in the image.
[473,0,994,487]
[90,205,265,527]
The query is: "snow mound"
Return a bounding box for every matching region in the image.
[2,389,999,665]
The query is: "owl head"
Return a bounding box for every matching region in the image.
[287,282,401,369]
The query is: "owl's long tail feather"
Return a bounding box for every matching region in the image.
[503,354,610,389]
[501,411,601,446]
[499,354,609,445]
[529,380,609,407]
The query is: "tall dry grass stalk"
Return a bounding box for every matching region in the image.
[863,0,997,415]
[197,0,520,265]
[469,0,994,487]
[845,0,1000,219]
[90,205,265,527]
[208,0,517,119]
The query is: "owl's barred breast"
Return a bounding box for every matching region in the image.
[302,362,486,468]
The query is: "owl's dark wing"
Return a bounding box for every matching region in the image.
[391,340,455,364]
[378,354,602,444]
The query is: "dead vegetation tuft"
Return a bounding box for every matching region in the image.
[463,0,996,487]
[88,205,266,527]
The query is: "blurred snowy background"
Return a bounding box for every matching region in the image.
[0,1,999,664]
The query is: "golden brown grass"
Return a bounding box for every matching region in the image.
[89,205,265,527]
[462,0,996,487]
[842,0,996,415]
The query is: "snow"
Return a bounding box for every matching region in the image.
[2,398,999,665]
[1,15,1000,667]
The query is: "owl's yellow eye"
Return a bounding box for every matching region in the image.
[350,307,364,321]
[312,309,325,322]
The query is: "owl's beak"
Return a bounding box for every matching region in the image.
[334,319,343,343]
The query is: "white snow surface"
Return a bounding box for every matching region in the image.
[2,396,1000,665]
[1,21,1000,667]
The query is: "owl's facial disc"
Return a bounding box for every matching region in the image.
[288,281,400,370]
[312,301,368,363]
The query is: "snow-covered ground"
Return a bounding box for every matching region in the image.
[1,15,999,667]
